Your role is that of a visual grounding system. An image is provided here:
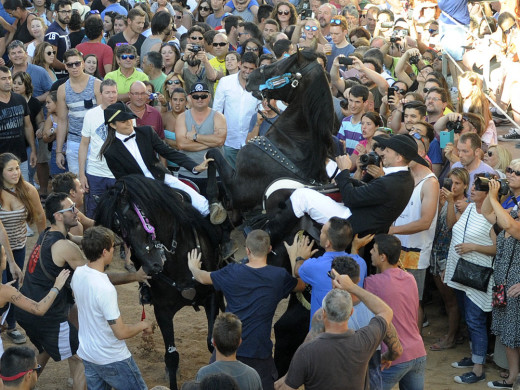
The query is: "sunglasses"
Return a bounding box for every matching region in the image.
[237,32,249,36]
[120,54,135,60]
[3,364,42,381]
[200,6,211,11]
[278,10,290,15]
[191,94,209,100]
[428,28,437,34]
[506,167,520,176]
[305,25,318,31]
[487,150,494,157]
[167,79,181,85]
[330,18,342,25]
[46,50,56,55]
[56,204,76,214]
[393,88,406,94]
[89,10,100,14]
[245,46,259,52]
[212,42,227,47]
[65,61,81,68]
[175,15,183,19]
[377,127,393,134]
[190,36,204,41]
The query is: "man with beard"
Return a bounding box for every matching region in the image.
[425,87,448,124]
[107,8,147,56]
[44,0,71,79]
[317,3,336,41]
[213,52,258,167]
[174,25,217,99]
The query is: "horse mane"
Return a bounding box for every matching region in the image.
[95,175,207,234]
[296,50,334,182]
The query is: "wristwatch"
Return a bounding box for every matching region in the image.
[295,256,306,262]
[193,133,198,142]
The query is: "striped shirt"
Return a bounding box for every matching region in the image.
[444,203,494,312]
[337,115,362,155]
[0,207,27,250]
[65,76,98,143]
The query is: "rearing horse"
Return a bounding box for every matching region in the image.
[206,49,335,212]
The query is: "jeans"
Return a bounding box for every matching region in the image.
[382,356,426,390]
[83,356,147,390]
[455,289,488,364]
[222,145,239,169]
[19,160,29,183]
[84,173,116,218]
[66,140,80,175]
[2,247,26,329]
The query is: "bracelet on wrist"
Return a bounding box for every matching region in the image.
[51,287,60,294]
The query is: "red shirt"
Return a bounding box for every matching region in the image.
[127,103,165,139]
[76,42,114,78]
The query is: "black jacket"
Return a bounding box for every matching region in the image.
[103,125,197,180]
[336,168,414,236]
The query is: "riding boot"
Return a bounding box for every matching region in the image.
[265,199,299,244]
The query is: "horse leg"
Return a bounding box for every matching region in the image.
[203,291,221,352]
[206,148,236,204]
[154,303,181,390]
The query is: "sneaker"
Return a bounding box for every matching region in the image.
[498,128,520,142]
[422,318,430,328]
[26,225,34,237]
[452,357,474,369]
[6,329,26,344]
[488,380,513,388]
[454,371,486,384]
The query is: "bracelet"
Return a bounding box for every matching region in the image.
[295,256,306,262]
[50,287,60,294]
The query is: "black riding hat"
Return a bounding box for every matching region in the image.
[104,102,138,125]
[373,134,429,167]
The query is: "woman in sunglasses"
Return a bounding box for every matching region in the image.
[194,0,213,23]
[270,1,297,32]
[484,145,512,179]
[32,41,57,82]
[0,153,47,343]
[291,17,325,52]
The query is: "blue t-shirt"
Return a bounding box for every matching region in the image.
[326,44,355,72]
[225,0,258,11]
[206,14,225,29]
[248,113,278,136]
[25,64,53,99]
[211,262,297,359]
[427,138,443,164]
[44,22,70,78]
[438,0,470,25]
[101,3,128,19]
[298,251,367,322]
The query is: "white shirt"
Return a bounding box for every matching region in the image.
[72,265,131,365]
[81,105,115,178]
[213,72,258,150]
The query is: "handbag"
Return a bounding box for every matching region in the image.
[492,241,518,308]
[451,206,494,292]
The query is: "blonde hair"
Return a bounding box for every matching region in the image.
[458,71,492,126]
[489,145,512,172]
[510,158,520,170]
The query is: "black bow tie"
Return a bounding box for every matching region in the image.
[124,133,136,142]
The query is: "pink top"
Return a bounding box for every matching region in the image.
[364,267,426,366]
[352,139,368,156]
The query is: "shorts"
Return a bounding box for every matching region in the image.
[406,268,427,300]
[17,316,78,362]
[36,139,51,163]
[439,21,467,62]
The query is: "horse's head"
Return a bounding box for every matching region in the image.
[111,188,168,275]
[246,49,321,103]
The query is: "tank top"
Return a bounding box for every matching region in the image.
[0,201,27,250]
[12,16,33,44]
[65,76,98,143]
[18,229,72,321]
[394,173,438,269]
[179,109,220,179]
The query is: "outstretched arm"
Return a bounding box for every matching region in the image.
[188,249,213,285]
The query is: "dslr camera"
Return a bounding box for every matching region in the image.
[409,54,420,65]
[474,173,510,196]
[446,119,463,134]
[359,151,381,169]
[190,45,201,53]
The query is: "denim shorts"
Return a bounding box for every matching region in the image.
[83,356,147,390]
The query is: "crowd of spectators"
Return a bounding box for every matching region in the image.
[0,0,517,387]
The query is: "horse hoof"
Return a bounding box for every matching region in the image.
[210,202,227,225]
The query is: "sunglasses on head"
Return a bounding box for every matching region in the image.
[65,61,81,68]
[200,6,211,11]
[213,42,227,47]
[305,25,318,31]
[120,54,135,60]
[506,167,520,176]
[330,18,342,25]
[191,93,208,100]
[278,10,290,15]
[167,79,181,85]
[0,364,42,382]
[377,127,393,134]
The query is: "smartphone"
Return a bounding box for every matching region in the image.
[387,87,395,98]
[300,9,313,20]
[327,270,335,279]
[440,130,454,148]
[442,178,453,191]
[338,57,353,66]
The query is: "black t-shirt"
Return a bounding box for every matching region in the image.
[0,92,29,162]
[108,32,146,56]
[69,29,85,49]
[27,96,42,133]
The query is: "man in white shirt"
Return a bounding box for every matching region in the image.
[78,79,118,219]
[71,226,153,390]
[213,51,259,168]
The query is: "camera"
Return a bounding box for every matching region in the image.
[446,120,463,134]
[442,178,452,190]
[190,44,201,53]
[300,8,313,19]
[359,151,381,169]
[390,29,408,43]
[474,174,510,196]
[338,57,353,66]
[409,55,420,65]
[339,99,348,109]
[149,93,158,100]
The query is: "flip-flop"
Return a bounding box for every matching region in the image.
[429,342,456,351]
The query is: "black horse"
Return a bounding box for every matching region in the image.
[95,175,223,390]
[206,49,335,212]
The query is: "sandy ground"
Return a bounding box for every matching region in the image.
[2,125,518,390]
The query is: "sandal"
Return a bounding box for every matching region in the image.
[429,341,456,351]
